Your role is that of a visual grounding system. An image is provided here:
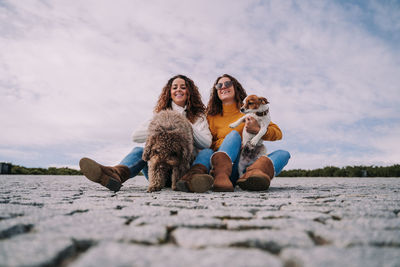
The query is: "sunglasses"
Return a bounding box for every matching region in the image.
[215,80,233,90]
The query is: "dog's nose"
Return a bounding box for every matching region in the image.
[240,108,245,112]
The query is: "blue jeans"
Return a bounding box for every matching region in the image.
[119,147,148,179]
[192,131,242,185]
[193,130,291,184]
[268,149,291,176]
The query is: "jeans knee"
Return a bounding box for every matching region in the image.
[198,148,214,157]
[218,130,242,161]
[132,147,144,155]
[222,130,242,149]
[277,150,291,161]
[228,130,241,140]
[268,150,291,166]
[129,147,144,159]
[194,148,213,170]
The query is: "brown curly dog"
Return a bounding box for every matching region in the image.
[142,110,194,192]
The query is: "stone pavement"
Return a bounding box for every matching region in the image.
[0,175,399,267]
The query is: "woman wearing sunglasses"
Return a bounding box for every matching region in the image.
[79,74,212,192]
[177,74,290,192]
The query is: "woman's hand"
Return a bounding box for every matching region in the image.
[245,117,260,134]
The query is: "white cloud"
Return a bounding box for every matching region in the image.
[1,0,399,169]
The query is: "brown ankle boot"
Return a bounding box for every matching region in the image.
[175,164,213,193]
[79,157,130,192]
[210,152,234,192]
[237,156,274,191]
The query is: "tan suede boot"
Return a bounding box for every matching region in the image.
[210,152,234,192]
[79,157,130,192]
[237,156,274,191]
[175,164,213,193]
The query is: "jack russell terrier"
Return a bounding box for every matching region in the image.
[229,95,271,176]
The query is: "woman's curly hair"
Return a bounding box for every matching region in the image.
[206,74,247,116]
[154,74,206,123]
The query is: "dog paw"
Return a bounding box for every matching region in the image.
[229,123,239,128]
[147,185,162,192]
[250,139,259,146]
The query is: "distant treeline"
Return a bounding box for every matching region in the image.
[278,165,400,177]
[10,164,82,175]
[3,164,400,177]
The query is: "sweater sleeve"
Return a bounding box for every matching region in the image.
[192,115,212,149]
[132,120,150,143]
[262,121,282,141]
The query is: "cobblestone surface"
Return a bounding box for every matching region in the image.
[1,175,399,267]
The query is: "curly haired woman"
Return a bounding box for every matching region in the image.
[79,74,212,192]
[177,74,290,192]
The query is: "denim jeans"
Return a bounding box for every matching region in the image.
[192,130,291,184]
[193,130,242,185]
[119,147,148,179]
[268,149,291,176]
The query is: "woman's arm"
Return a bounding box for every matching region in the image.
[262,121,282,141]
[245,117,282,141]
[192,115,212,149]
[132,120,150,143]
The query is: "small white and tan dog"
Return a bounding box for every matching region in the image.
[229,95,271,176]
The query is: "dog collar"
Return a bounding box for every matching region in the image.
[256,111,268,116]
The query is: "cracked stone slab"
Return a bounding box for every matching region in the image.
[0,233,76,267]
[172,228,314,253]
[280,246,400,267]
[256,210,333,222]
[34,211,168,244]
[225,218,325,232]
[308,227,400,248]
[71,242,282,267]
[132,215,225,229]
[178,209,255,220]
[327,217,400,231]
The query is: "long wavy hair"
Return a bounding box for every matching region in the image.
[154,74,206,123]
[206,74,247,116]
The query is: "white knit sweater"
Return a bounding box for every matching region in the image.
[132,102,212,151]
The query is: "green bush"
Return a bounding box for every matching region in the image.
[10,164,82,175]
[278,164,400,177]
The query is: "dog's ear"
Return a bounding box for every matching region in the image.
[142,138,153,161]
[260,97,269,104]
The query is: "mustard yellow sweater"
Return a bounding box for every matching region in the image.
[207,103,282,150]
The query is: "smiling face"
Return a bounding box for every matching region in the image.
[216,77,236,105]
[170,78,188,107]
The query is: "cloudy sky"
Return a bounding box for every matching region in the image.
[1,0,399,170]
